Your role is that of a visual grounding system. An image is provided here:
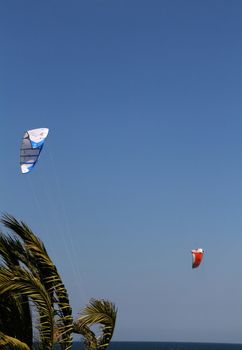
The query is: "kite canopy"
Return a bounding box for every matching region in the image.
[191,248,204,269]
[20,128,49,173]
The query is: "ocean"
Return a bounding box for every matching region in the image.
[71,342,242,350]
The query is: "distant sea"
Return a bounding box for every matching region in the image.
[71,342,242,350]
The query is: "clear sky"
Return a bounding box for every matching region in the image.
[1,0,242,344]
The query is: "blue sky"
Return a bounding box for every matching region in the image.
[1,0,242,343]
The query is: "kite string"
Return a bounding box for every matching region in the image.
[47,150,87,304]
[26,175,50,238]
[27,165,86,305]
[26,173,66,265]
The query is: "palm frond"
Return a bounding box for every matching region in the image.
[1,214,50,265]
[78,299,117,327]
[0,292,32,348]
[0,232,19,267]
[0,232,36,347]
[0,266,54,350]
[1,214,73,350]
[73,321,97,350]
[0,331,30,350]
[0,232,39,276]
[76,299,117,350]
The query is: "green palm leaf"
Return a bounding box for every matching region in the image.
[0,267,54,350]
[73,320,97,350]
[76,299,117,350]
[0,234,33,347]
[0,292,32,348]
[1,214,73,350]
[0,331,30,350]
[0,232,39,276]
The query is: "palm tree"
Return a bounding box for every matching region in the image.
[0,214,73,350]
[0,215,117,350]
[74,299,117,350]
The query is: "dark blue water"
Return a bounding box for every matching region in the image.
[71,341,242,350]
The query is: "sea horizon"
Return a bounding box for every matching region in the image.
[70,341,242,350]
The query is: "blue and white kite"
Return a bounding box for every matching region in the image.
[20,128,49,173]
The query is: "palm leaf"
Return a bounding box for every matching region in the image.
[76,299,117,350]
[0,266,54,350]
[0,292,32,348]
[78,299,117,327]
[0,232,39,277]
[0,331,30,350]
[1,214,73,350]
[73,320,97,350]
[0,234,33,347]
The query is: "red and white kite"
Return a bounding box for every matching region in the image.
[191,248,204,269]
